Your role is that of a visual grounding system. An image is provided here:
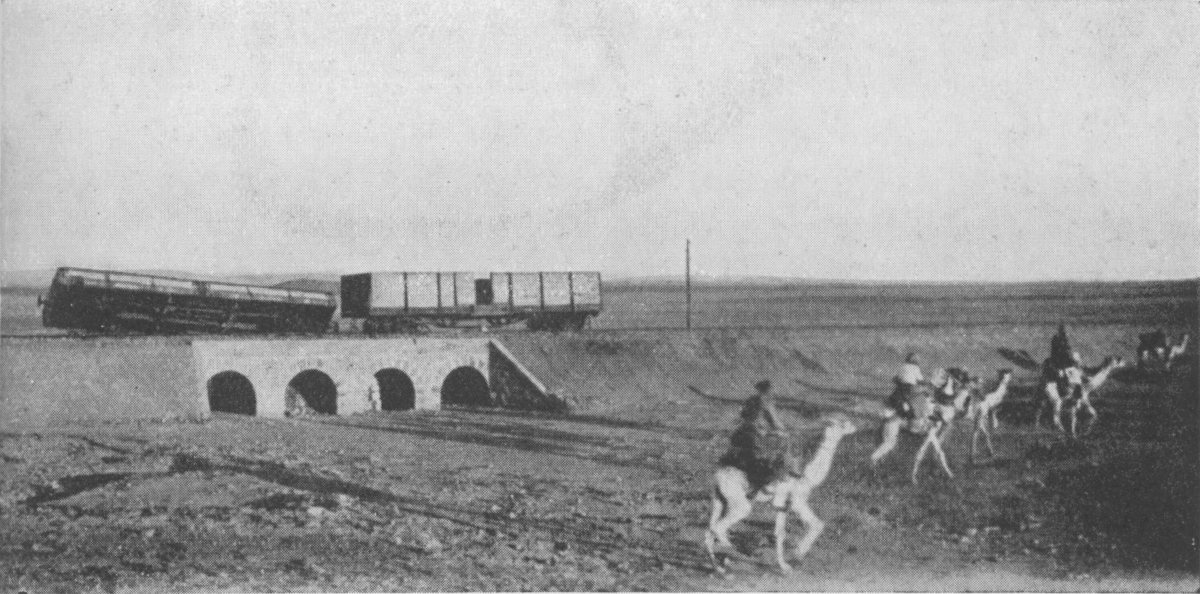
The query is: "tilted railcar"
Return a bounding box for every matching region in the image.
[340,271,602,332]
[41,267,337,334]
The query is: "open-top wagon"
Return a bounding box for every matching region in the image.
[340,271,602,333]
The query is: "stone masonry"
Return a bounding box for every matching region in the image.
[192,337,492,418]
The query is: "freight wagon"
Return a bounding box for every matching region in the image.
[340,271,602,332]
[40,267,337,334]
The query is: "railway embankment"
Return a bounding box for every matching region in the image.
[0,323,1166,428]
[496,324,1152,422]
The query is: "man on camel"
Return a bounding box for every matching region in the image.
[885,353,927,421]
[1043,324,1082,398]
[719,380,791,494]
[1038,324,1085,429]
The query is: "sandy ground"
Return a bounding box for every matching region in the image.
[2,351,1196,592]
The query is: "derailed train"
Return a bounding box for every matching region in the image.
[41,267,338,334]
[40,267,602,335]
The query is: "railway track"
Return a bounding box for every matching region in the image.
[0,318,1121,340]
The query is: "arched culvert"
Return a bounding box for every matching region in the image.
[207,371,257,416]
[441,366,491,408]
[376,368,415,411]
[286,369,338,415]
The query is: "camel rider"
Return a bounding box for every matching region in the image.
[885,353,926,420]
[1060,352,1085,401]
[929,367,963,407]
[1049,324,1073,370]
[1043,325,1077,381]
[1041,324,1080,390]
[720,380,789,492]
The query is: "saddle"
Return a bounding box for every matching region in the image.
[722,431,803,493]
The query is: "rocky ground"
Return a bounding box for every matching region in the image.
[3,356,1197,593]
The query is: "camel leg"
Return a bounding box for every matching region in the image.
[929,427,955,480]
[710,488,752,551]
[773,510,792,573]
[1038,384,1065,430]
[705,490,727,572]
[1080,398,1099,435]
[971,421,994,463]
[911,429,936,485]
[981,423,996,458]
[1042,385,1067,432]
[788,494,825,568]
[970,425,981,463]
[870,419,902,466]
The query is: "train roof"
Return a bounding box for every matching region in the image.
[54,266,336,304]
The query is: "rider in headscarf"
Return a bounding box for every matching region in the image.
[1049,324,1074,370]
[886,353,925,420]
[1043,325,1083,397]
[720,380,788,491]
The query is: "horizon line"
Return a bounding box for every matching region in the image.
[2,267,1197,287]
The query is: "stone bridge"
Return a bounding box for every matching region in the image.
[1,336,556,427]
[195,337,496,418]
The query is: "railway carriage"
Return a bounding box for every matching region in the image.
[340,271,602,332]
[40,267,337,334]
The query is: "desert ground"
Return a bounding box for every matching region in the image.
[1,278,1197,592]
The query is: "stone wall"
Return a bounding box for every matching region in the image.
[488,341,568,412]
[1,335,562,426]
[0,337,202,427]
[191,337,492,418]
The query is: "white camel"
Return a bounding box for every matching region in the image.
[870,370,975,485]
[1166,334,1191,371]
[705,414,859,574]
[1064,356,1128,437]
[909,373,976,484]
[1036,359,1084,432]
[968,369,1014,462]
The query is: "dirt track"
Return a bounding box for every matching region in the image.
[2,339,1196,591]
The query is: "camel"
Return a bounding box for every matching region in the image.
[869,369,975,485]
[1166,334,1191,370]
[968,369,1014,462]
[705,414,859,574]
[1035,359,1084,432]
[1137,330,1169,370]
[909,372,977,484]
[1063,356,1128,437]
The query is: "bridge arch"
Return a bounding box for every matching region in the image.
[375,368,415,411]
[207,371,256,416]
[440,366,491,407]
[286,369,338,415]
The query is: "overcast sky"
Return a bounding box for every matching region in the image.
[3,1,1197,281]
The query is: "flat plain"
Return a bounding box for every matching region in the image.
[0,278,1197,591]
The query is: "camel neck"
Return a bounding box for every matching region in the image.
[1089,363,1118,387]
[802,433,846,483]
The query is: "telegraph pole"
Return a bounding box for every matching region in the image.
[685,239,692,330]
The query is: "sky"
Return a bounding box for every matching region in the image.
[3,0,1198,282]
